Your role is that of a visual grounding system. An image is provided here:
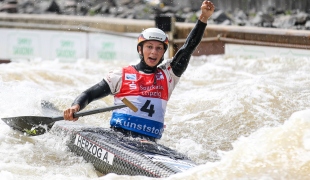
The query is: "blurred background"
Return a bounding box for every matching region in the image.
[0,0,309,29]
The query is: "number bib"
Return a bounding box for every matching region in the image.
[110,66,169,139]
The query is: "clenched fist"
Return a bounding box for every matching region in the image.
[199,1,215,23]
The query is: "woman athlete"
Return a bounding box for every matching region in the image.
[64,0,215,142]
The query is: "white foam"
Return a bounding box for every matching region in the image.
[1,55,310,179]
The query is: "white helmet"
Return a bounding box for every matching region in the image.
[137,28,169,52]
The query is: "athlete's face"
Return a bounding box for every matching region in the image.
[138,41,165,67]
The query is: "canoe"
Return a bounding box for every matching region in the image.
[50,121,197,178]
[1,100,196,177]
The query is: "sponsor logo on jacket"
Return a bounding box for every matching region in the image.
[125,73,137,81]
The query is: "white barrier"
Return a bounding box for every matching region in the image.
[225,44,310,58]
[88,33,138,61]
[0,28,140,62]
[3,28,307,61]
[0,29,87,62]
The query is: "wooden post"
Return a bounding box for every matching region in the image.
[167,16,175,59]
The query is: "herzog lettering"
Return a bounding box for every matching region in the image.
[74,134,115,165]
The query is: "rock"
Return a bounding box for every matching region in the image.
[77,2,90,16]
[88,3,103,16]
[272,12,309,29]
[266,6,276,15]
[133,4,153,20]
[220,19,231,25]
[305,20,310,30]
[0,4,18,13]
[161,0,173,6]
[272,15,296,29]
[295,11,309,25]
[46,0,61,14]
[234,10,248,26]
[160,6,178,14]
[182,7,192,14]
[0,0,309,30]
[250,11,274,27]
[0,0,18,13]
[18,0,35,14]
[183,12,198,23]
[114,0,131,6]
[32,0,60,14]
[212,10,232,24]
[115,6,131,18]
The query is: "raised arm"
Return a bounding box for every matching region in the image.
[170,1,214,77]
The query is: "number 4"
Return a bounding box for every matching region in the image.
[140,100,155,117]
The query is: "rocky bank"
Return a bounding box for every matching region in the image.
[0,0,309,30]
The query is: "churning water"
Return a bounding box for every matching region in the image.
[1,54,310,179]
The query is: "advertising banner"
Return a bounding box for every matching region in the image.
[0,29,87,62]
[225,44,310,58]
[88,33,138,61]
